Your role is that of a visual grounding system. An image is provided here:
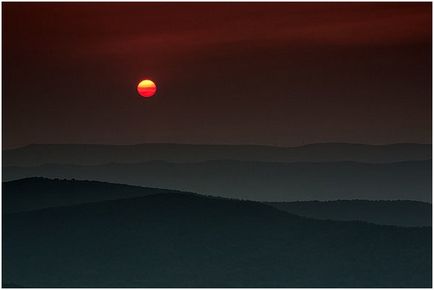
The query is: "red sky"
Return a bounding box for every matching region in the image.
[3,3,432,148]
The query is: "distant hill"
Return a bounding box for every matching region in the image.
[3,179,431,287]
[267,200,432,227]
[4,160,431,201]
[3,143,431,166]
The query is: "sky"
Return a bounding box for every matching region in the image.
[3,3,432,149]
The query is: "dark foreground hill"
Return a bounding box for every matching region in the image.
[3,177,173,213]
[3,143,431,166]
[4,160,431,201]
[267,200,432,227]
[3,180,431,287]
[4,178,429,226]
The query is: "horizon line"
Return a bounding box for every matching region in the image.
[3,141,432,151]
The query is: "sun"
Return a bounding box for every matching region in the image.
[137,79,157,98]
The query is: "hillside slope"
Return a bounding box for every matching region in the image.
[4,160,431,201]
[3,177,174,213]
[267,200,432,227]
[3,180,431,287]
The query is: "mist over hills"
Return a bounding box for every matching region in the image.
[3,179,431,287]
[3,142,431,287]
[4,159,431,202]
[3,143,431,166]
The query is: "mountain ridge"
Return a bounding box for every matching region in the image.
[4,180,431,287]
[4,160,430,202]
[4,177,431,227]
[4,143,431,166]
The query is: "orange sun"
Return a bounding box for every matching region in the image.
[137,79,157,98]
